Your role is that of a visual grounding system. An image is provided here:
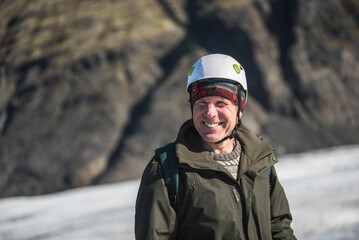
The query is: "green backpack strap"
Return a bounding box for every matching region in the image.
[155,142,179,208]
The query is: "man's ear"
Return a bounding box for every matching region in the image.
[237,107,242,121]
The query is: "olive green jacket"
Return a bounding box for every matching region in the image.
[135,120,296,240]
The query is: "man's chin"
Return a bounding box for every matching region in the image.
[200,134,223,144]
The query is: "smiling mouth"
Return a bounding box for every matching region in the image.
[204,122,221,128]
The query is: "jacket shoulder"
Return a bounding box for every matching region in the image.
[139,154,164,188]
[237,124,274,159]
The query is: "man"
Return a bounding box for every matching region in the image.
[135,54,296,239]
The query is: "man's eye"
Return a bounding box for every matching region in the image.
[216,102,226,107]
[196,102,207,106]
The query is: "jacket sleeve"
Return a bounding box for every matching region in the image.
[270,166,297,240]
[135,156,178,240]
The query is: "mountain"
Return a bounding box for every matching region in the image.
[1,0,359,197]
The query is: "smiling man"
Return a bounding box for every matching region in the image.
[135,54,296,240]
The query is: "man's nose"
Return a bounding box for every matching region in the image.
[205,103,217,118]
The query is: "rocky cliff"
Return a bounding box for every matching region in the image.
[1,0,359,197]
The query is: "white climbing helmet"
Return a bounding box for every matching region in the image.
[186,54,248,99]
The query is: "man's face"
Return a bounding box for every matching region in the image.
[192,96,240,144]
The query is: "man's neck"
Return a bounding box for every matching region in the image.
[203,138,236,154]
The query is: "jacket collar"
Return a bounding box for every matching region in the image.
[175,120,220,171]
[174,120,276,175]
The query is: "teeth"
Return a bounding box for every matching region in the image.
[205,123,219,128]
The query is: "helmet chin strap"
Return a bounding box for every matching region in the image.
[214,119,242,145]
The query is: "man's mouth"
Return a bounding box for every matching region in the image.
[204,122,221,128]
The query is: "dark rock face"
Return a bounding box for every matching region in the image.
[0,0,358,197]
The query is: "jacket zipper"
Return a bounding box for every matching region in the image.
[232,188,240,203]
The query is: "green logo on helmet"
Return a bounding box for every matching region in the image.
[189,66,195,76]
[233,64,241,74]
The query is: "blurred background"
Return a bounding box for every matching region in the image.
[1,0,359,198]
